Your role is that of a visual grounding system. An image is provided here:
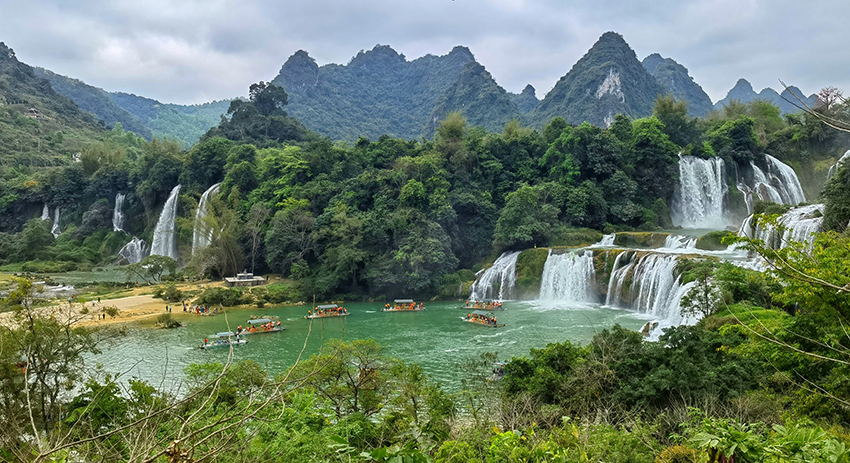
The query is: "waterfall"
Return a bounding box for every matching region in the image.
[469,251,521,301]
[827,150,850,180]
[592,234,615,247]
[739,204,824,250]
[150,185,181,261]
[192,183,221,256]
[113,192,126,232]
[605,251,691,322]
[51,207,61,237]
[538,250,597,304]
[41,204,49,221]
[663,234,697,250]
[672,155,728,228]
[118,237,147,264]
[737,155,806,213]
[764,155,806,204]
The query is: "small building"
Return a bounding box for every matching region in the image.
[224,272,265,287]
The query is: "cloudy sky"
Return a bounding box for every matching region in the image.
[1,0,846,105]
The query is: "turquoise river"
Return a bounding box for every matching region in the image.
[91,300,650,392]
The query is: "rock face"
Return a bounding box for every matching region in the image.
[528,32,665,127]
[714,78,818,114]
[642,53,713,117]
[272,45,477,140]
[510,84,539,114]
[427,61,521,136]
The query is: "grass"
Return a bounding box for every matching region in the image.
[701,302,789,331]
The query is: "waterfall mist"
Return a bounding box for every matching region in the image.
[150,185,181,261]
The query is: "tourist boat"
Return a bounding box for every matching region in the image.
[487,362,506,382]
[462,310,504,328]
[215,318,284,338]
[198,338,248,349]
[381,299,425,312]
[305,304,349,319]
[461,300,504,311]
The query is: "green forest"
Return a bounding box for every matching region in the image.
[3,56,850,462]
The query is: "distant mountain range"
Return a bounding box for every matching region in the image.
[713,78,817,114]
[11,33,822,143]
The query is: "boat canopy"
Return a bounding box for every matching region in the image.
[472,310,495,316]
[248,318,272,325]
[317,304,338,309]
[216,331,235,337]
[394,299,414,303]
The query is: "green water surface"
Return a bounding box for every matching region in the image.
[91,300,650,391]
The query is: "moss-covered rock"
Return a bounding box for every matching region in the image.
[515,247,549,299]
[695,231,734,250]
[549,227,603,247]
[591,249,626,297]
[613,232,669,248]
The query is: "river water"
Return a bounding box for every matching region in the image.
[91,300,649,392]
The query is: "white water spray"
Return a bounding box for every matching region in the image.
[538,250,597,304]
[113,192,126,232]
[469,251,520,301]
[51,207,61,237]
[150,185,181,261]
[192,183,221,255]
[672,155,728,228]
[118,237,147,264]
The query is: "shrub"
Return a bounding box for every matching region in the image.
[156,313,182,329]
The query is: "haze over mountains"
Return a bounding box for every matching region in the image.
[3,32,820,144]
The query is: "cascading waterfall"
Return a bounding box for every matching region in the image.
[113,192,126,232]
[192,183,221,255]
[118,237,147,264]
[671,155,728,228]
[765,155,806,204]
[827,149,850,179]
[739,204,824,250]
[150,185,181,261]
[41,204,49,221]
[592,234,615,247]
[737,155,806,213]
[663,234,697,250]
[538,250,597,304]
[51,207,61,237]
[469,251,520,301]
[605,252,693,322]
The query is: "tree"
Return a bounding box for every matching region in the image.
[123,255,176,284]
[265,201,315,276]
[245,202,270,273]
[248,81,288,117]
[629,117,680,202]
[493,184,560,252]
[653,94,699,147]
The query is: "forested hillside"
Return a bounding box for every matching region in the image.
[108,92,231,146]
[32,67,153,139]
[642,53,713,117]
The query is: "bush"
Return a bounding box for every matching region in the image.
[153,282,183,302]
[156,313,182,329]
[695,230,734,250]
[196,287,252,307]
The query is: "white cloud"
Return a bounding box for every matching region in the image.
[1,0,848,104]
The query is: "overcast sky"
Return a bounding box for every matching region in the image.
[1,0,846,105]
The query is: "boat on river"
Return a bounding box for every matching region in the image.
[199,338,248,349]
[305,304,349,319]
[462,310,504,328]
[215,318,284,338]
[381,299,425,312]
[462,300,504,311]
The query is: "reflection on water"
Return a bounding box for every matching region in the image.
[89,301,648,391]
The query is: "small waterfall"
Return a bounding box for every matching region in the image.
[41,204,49,221]
[113,192,126,232]
[827,150,850,180]
[192,183,221,255]
[738,155,806,213]
[593,234,615,247]
[672,155,728,228]
[51,207,61,237]
[118,237,147,264]
[605,251,690,322]
[469,251,521,301]
[538,250,597,304]
[739,204,824,250]
[764,155,806,204]
[150,185,181,261]
[663,234,697,250]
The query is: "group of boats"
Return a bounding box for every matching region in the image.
[199,298,509,348]
[198,317,284,349]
